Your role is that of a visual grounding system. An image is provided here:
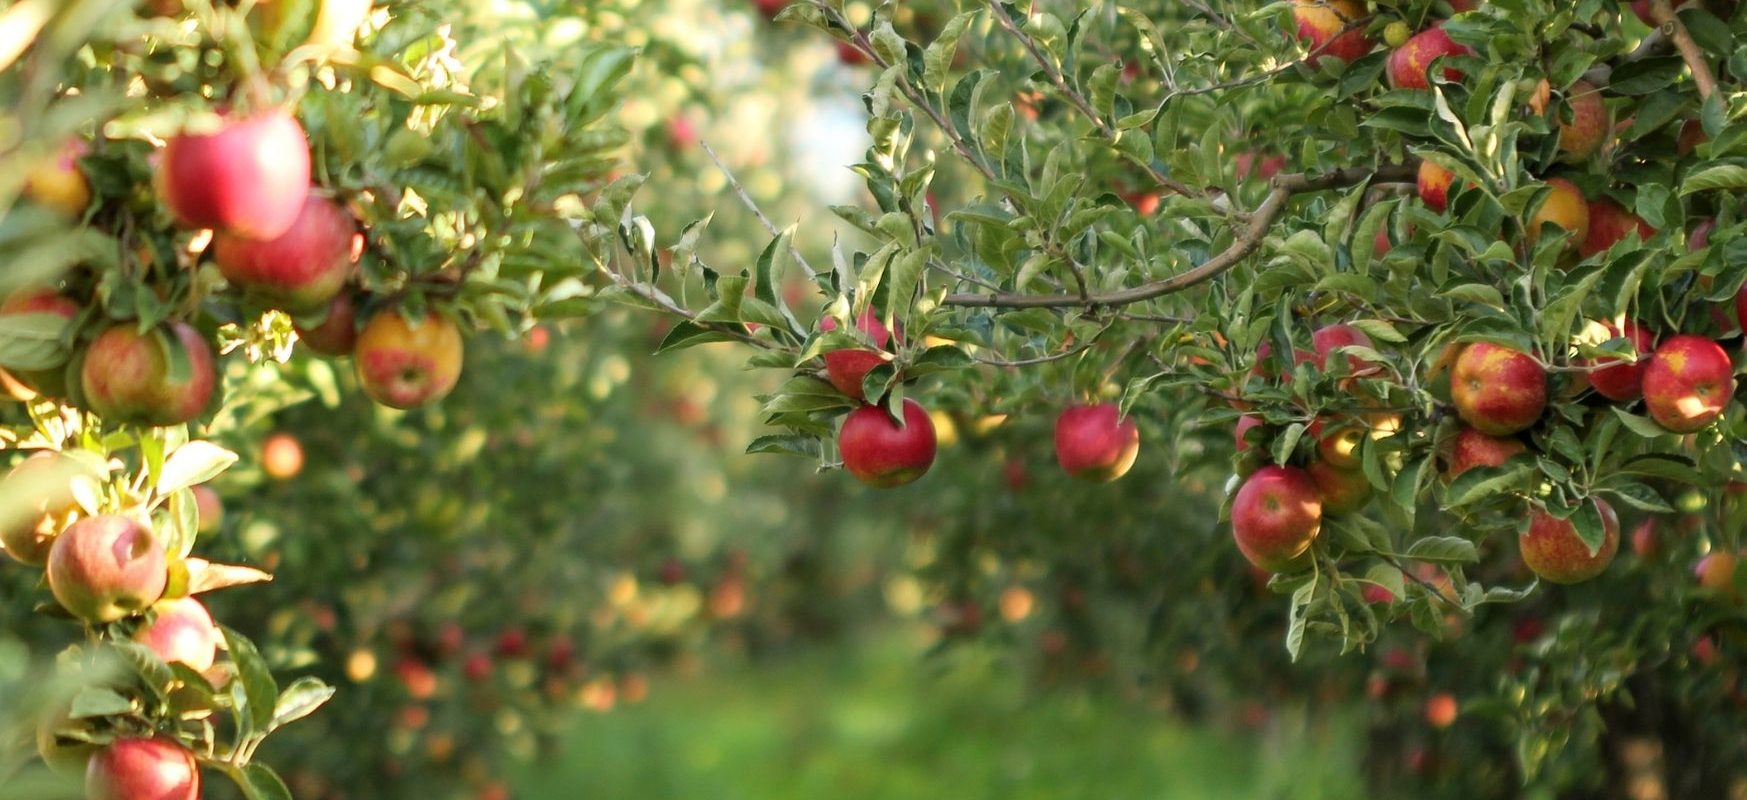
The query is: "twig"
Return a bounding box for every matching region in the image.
[986,2,1202,202]
[1648,0,1717,99]
[700,140,819,278]
[942,163,1418,309]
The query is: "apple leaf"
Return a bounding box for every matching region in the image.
[269,677,336,733]
[1404,536,1480,564]
[223,626,279,733]
[185,559,274,595]
[157,441,238,498]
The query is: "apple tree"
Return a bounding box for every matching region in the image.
[591,0,1747,795]
[0,0,650,796]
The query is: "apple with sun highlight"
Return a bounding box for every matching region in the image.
[1642,334,1733,433]
[820,309,893,401]
[1291,0,1373,63]
[1450,342,1546,436]
[1054,403,1141,482]
[47,515,167,623]
[1231,466,1322,573]
[1386,23,1471,90]
[354,310,465,409]
[160,110,311,240]
[1443,426,1526,480]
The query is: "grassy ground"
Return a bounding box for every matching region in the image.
[515,631,1368,799]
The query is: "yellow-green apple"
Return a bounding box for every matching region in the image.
[86,738,199,800]
[1310,417,1365,469]
[838,399,936,487]
[1292,0,1374,63]
[1450,342,1546,435]
[1577,319,1654,401]
[354,310,464,409]
[1519,498,1619,584]
[253,0,374,52]
[191,484,223,534]
[0,287,81,396]
[1443,425,1526,479]
[35,699,98,776]
[1386,23,1471,90]
[1418,160,1454,212]
[47,515,167,622]
[134,597,221,671]
[1579,198,1655,259]
[1308,459,1371,514]
[1529,80,1609,162]
[262,432,305,480]
[212,194,361,312]
[80,321,217,427]
[1054,403,1141,482]
[1642,334,1733,433]
[295,292,361,357]
[0,453,83,565]
[1526,177,1590,249]
[22,139,91,217]
[820,309,893,400]
[1231,465,1322,572]
[160,110,310,240]
[1424,693,1459,729]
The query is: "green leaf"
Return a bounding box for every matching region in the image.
[1444,462,1532,507]
[1681,165,1747,196]
[157,441,238,498]
[1403,536,1480,564]
[270,677,335,732]
[1571,500,1607,556]
[68,686,134,719]
[237,764,294,800]
[745,434,818,458]
[922,12,976,93]
[1610,407,1673,439]
[656,322,739,353]
[0,312,73,371]
[1286,580,1315,662]
[222,626,279,733]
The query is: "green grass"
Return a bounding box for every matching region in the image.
[516,631,1367,799]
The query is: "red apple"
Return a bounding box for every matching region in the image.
[1579,198,1655,259]
[1234,151,1288,182]
[0,287,81,396]
[1450,342,1546,435]
[839,398,936,487]
[160,110,311,240]
[1308,459,1371,514]
[86,738,199,800]
[1054,403,1141,482]
[47,515,167,623]
[1530,80,1609,162]
[1642,335,1733,433]
[295,292,361,357]
[835,39,870,66]
[1418,160,1454,212]
[1231,466,1323,572]
[1443,425,1526,480]
[1579,319,1655,401]
[1300,322,1377,377]
[1696,551,1739,592]
[1292,0,1374,63]
[1632,0,1694,26]
[1630,517,1660,559]
[80,321,217,427]
[464,652,492,682]
[1676,117,1707,157]
[1387,23,1471,90]
[212,193,361,312]
[134,597,221,671]
[354,310,465,409]
[191,485,223,534]
[1234,414,1264,451]
[820,310,893,400]
[1519,498,1619,584]
[751,0,786,19]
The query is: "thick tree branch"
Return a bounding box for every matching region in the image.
[942,163,1417,309]
[1648,0,1716,99]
